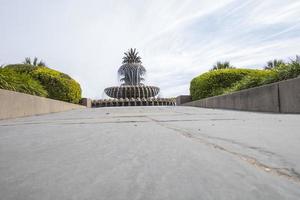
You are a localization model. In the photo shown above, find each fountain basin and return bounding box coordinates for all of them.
[92,98,175,107]
[104,85,159,99]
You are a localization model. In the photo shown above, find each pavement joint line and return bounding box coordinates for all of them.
[0,118,240,127]
[145,116,300,184]
[0,120,150,126]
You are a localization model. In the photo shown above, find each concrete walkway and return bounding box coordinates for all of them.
[0,107,300,200]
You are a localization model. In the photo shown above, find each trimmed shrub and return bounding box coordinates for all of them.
[190,69,277,100]
[0,68,48,97]
[2,64,82,103]
[4,64,37,74]
[190,69,256,100]
[225,70,277,93]
[30,67,82,103]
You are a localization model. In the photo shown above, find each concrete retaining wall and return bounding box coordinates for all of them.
[278,77,300,113]
[176,95,192,105]
[180,77,300,113]
[0,89,85,120]
[81,98,92,108]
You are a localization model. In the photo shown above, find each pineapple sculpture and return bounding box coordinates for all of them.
[118,48,146,85]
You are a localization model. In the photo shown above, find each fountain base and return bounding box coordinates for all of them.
[92,98,175,107]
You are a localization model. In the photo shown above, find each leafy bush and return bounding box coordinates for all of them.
[5,64,37,74]
[225,70,277,93]
[0,68,48,97]
[190,69,259,100]
[31,67,82,103]
[272,61,300,81]
[190,69,277,100]
[2,64,82,103]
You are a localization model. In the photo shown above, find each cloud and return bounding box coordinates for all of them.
[1,0,300,98]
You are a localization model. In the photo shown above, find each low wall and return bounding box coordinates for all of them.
[180,77,300,113]
[0,89,85,120]
[278,77,300,113]
[81,98,92,108]
[176,95,192,105]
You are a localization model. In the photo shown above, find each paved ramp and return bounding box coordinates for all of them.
[0,107,300,200]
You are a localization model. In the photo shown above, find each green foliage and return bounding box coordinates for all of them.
[225,70,277,93]
[31,67,82,103]
[190,69,279,100]
[211,61,234,71]
[272,60,300,81]
[0,68,48,97]
[263,56,300,81]
[190,69,258,100]
[1,64,82,103]
[5,64,37,74]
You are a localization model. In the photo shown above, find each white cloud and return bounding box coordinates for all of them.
[248,0,300,25]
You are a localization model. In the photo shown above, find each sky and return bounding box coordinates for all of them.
[1,0,300,98]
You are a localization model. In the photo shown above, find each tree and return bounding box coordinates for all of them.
[264,59,285,70]
[23,57,31,65]
[211,61,234,71]
[23,57,46,67]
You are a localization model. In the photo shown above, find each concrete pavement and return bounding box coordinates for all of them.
[0,107,300,200]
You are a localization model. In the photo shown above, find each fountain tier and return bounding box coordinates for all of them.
[104,85,159,99]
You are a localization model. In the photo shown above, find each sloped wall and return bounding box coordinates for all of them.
[0,89,85,120]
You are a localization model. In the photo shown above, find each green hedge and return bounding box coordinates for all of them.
[225,70,277,93]
[0,68,48,97]
[272,61,300,81]
[31,67,81,104]
[191,69,255,100]
[4,64,37,74]
[1,64,82,103]
[190,69,276,100]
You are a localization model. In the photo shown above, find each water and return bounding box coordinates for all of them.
[118,63,146,85]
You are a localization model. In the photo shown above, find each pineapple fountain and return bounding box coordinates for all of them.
[92,48,175,107]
